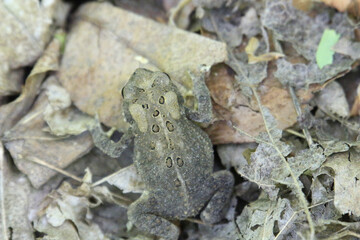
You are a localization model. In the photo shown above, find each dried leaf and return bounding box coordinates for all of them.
[202,7,262,47]
[316,29,341,69]
[0,0,63,97]
[0,142,33,240]
[315,81,349,118]
[0,33,61,135]
[205,64,301,144]
[43,80,95,136]
[59,2,227,130]
[264,0,354,88]
[236,196,297,240]
[245,37,284,64]
[34,181,109,240]
[106,164,145,193]
[333,38,360,60]
[4,81,93,188]
[263,0,353,61]
[323,150,360,217]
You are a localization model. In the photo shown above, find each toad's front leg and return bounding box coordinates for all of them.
[128,192,180,240]
[200,171,234,224]
[90,115,134,158]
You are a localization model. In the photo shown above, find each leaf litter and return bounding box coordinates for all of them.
[0,0,360,240]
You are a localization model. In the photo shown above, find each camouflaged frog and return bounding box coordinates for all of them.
[91,68,234,239]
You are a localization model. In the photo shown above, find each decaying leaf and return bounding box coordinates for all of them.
[264,0,354,88]
[59,1,227,130]
[3,79,93,188]
[236,195,298,240]
[0,33,61,135]
[34,178,109,240]
[315,81,349,118]
[0,0,64,97]
[43,79,95,136]
[323,150,360,217]
[0,142,33,240]
[202,6,262,48]
[333,38,360,60]
[218,108,325,201]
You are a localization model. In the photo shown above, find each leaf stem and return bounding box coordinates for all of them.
[288,86,313,146]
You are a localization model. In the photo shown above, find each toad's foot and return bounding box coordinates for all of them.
[128,193,180,240]
[200,171,234,224]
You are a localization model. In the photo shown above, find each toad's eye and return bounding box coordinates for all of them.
[151,72,170,87]
[122,86,145,100]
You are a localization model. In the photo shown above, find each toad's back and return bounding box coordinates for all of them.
[134,114,213,193]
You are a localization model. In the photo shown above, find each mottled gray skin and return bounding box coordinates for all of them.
[91,68,234,239]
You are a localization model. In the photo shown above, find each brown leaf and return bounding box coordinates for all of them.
[321,0,360,16]
[59,2,227,130]
[206,64,304,144]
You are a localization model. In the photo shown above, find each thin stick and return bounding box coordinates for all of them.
[0,143,8,240]
[27,156,83,183]
[288,86,313,146]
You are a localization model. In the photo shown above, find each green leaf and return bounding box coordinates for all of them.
[316,29,341,69]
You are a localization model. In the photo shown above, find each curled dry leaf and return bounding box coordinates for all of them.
[245,37,284,64]
[59,2,227,130]
[4,78,93,188]
[34,181,109,240]
[236,196,297,240]
[0,0,64,97]
[323,150,360,217]
[0,142,33,240]
[105,164,145,194]
[43,80,95,136]
[315,81,350,118]
[0,33,62,135]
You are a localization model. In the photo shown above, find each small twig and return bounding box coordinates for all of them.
[0,143,9,240]
[285,129,307,139]
[91,166,125,187]
[185,218,208,225]
[27,156,133,204]
[27,156,83,183]
[288,86,313,146]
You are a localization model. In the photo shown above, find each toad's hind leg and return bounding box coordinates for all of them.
[200,171,234,224]
[128,193,179,240]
